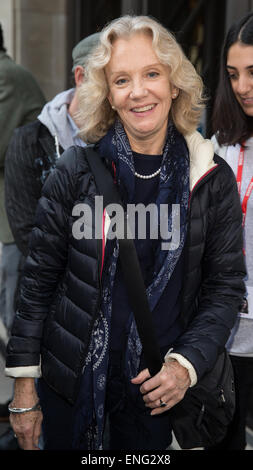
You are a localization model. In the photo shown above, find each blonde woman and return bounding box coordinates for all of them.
[5,15,245,450]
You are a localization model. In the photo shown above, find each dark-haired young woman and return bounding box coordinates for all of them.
[212,12,253,450]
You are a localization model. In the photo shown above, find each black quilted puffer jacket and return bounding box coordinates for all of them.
[6,145,246,403]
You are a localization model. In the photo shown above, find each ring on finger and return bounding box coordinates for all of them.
[159,399,167,408]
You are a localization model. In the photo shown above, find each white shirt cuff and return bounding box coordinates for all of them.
[164,352,197,387]
[5,364,42,378]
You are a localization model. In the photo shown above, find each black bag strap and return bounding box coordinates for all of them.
[84,146,163,376]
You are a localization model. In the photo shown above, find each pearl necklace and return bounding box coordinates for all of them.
[134,167,161,179]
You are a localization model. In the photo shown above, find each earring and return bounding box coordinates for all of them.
[112,105,116,110]
[172,91,178,99]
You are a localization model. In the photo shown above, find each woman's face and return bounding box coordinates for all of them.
[227,42,253,117]
[105,32,177,149]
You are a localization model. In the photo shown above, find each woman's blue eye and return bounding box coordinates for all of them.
[148,71,159,78]
[115,78,127,85]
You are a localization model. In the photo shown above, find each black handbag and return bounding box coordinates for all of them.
[84,146,236,449]
[168,349,235,448]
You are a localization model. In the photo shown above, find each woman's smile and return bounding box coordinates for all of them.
[131,103,157,114]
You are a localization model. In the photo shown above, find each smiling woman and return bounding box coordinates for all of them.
[212,13,253,146]
[227,42,253,117]
[5,15,245,452]
[76,15,203,144]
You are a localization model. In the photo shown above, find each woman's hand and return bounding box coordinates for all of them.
[131,360,191,415]
[9,378,43,450]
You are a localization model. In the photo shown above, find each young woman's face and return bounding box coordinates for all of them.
[105,32,178,149]
[227,42,253,117]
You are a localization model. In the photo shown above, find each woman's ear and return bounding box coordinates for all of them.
[107,94,116,110]
[74,66,85,87]
[171,87,179,99]
[107,93,113,106]
[170,82,179,99]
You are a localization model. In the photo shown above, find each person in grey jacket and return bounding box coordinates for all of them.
[0,23,45,336]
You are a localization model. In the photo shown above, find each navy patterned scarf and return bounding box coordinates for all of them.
[72,119,189,450]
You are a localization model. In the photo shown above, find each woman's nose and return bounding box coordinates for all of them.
[237,76,251,95]
[129,79,148,99]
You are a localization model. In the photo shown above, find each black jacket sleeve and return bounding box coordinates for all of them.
[172,162,246,380]
[6,148,78,367]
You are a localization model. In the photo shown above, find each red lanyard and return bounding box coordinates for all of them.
[236,145,253,228]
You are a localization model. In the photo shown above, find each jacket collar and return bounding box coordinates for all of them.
[185,131,215,190]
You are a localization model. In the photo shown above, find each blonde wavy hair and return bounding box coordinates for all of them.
[76,15,204,143]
